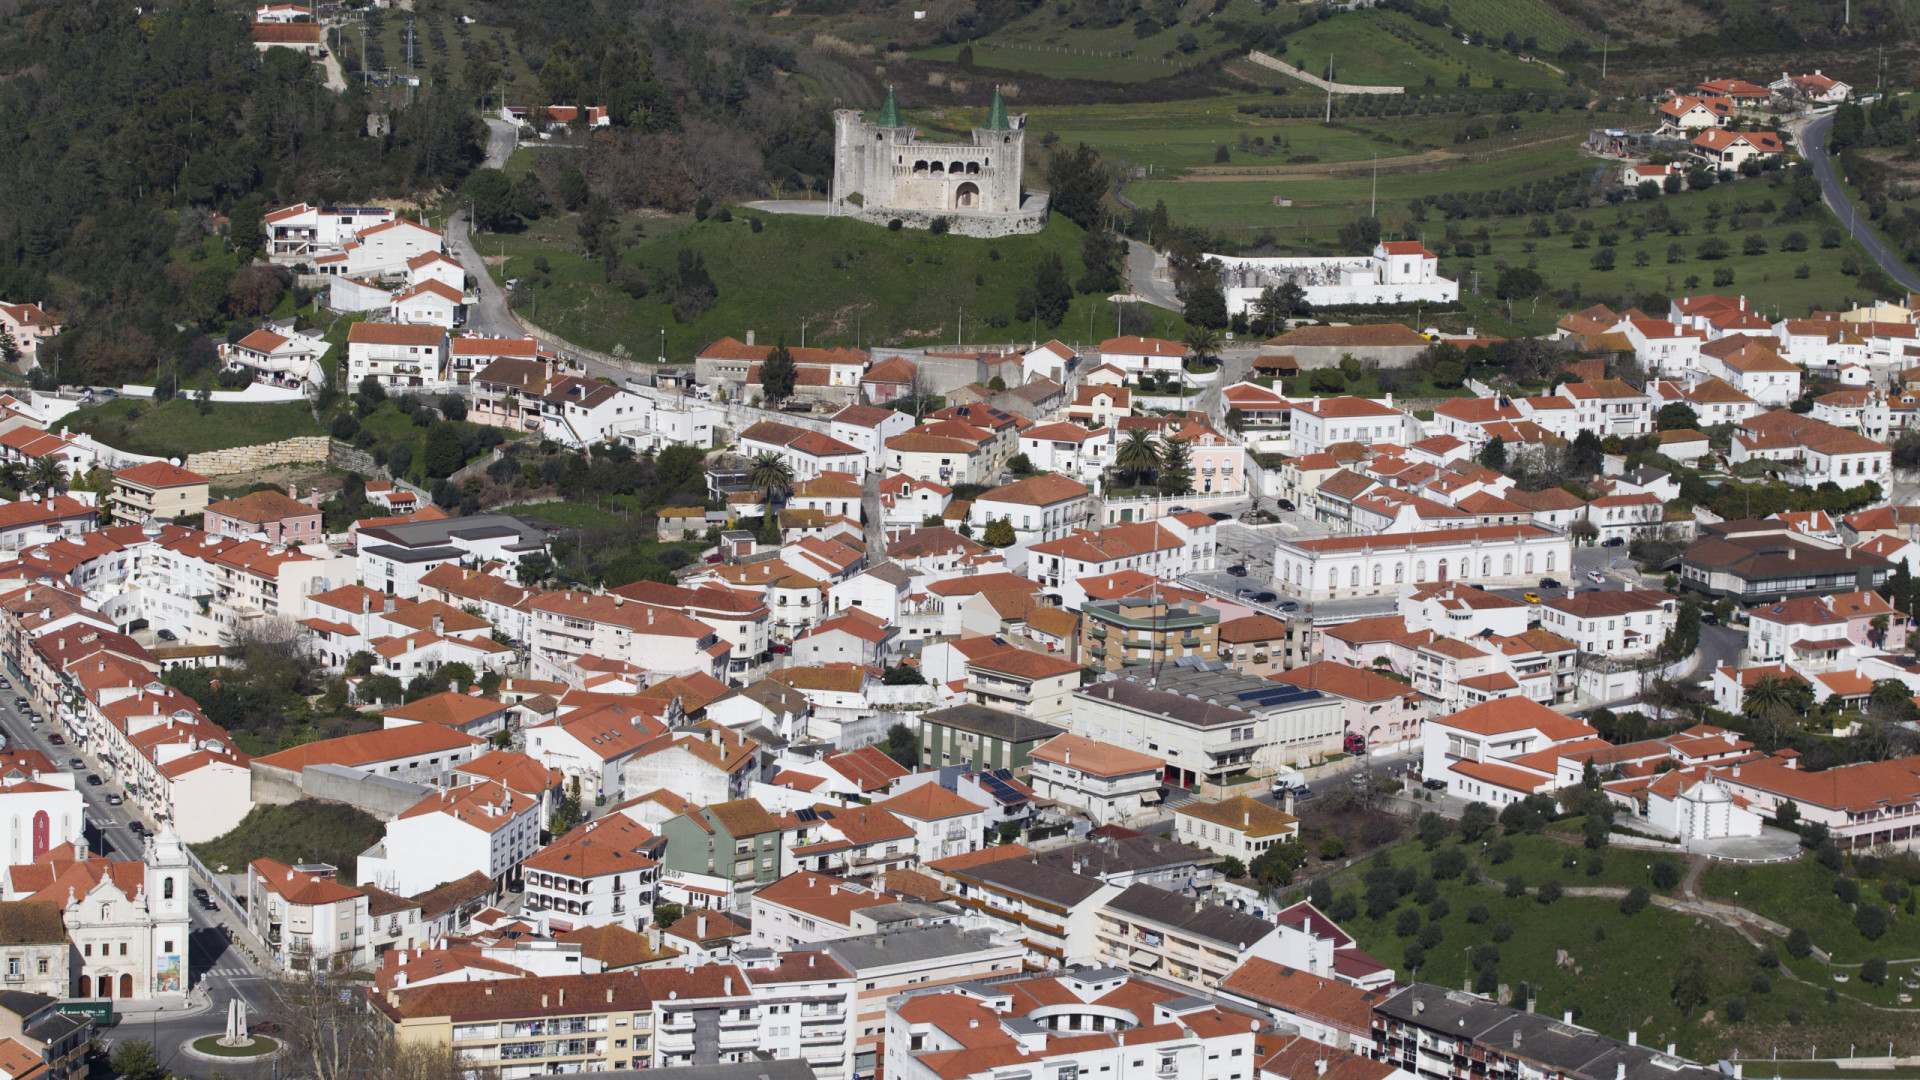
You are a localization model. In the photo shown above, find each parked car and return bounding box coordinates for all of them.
[1602,536,1626,547]
[192,888,209,902]
[46,734,62,745]
[1423,777,1448,791]
[1236,588,1255,597]
[1701,612,1720,625]
[200,896,218,911]
[1278,600,1300,611]
[85,775,101,786]
[1228,565,1249,577]
[1587,570,1607,584]
[1208,512,1232,521]
[68,758,83,770]
[11,698,25,711]
[1252,591,1278,603]
[0,678,12,690]
[156,629,177,641]
[1522,592,1541,603]
[27,714,40,725]
[1169,505,1191,515]
[1539,577,1561,589]
[1276,499,1296,511]
[105,793,121,805]
[128,821,146,836]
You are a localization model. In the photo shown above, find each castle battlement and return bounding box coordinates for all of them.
[828,88,1044,238]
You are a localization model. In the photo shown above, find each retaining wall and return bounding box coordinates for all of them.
[183,435,332,476]
[1246,51,1405,94]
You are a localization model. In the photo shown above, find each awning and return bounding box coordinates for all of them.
[1128,949,1163,970]
[1139,789,1164,805]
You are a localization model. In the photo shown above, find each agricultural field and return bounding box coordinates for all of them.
[1255,10,1566,92]
[1442,0,1587,51]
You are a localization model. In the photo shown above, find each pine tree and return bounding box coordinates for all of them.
[761,338,797,403]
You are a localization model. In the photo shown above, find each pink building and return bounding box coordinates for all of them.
[203,489,324,544]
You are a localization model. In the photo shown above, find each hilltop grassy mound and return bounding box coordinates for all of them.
[193,802,386,886]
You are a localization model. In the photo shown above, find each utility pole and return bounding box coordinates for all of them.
[1601,35,1608,82]
[405,18,415,105]
[1324,54,1334,123]
[1371,154,1378,219]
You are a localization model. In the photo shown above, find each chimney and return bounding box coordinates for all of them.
[747,331,756,347]
[607,987,616,1003]
[1316,1062,1327,1077]
[1563,1011,1573,1025]
[1788,546,1796,560]
[433,614,443,634]
[1667,1045,1677,1056]
[396,971,409,988]
[723,975,733,994]
[1628,1032,1637,1046]
[541,994,549,1008]
[808,955,815,968]
[1617,1067,1626,1080]
[697,915,708,937]
[1284,792,1295,815]
[362,594,371,614]
[558,988,566,1006]
[1413,999,1425,1015]
[1513,1033,1522,1048]
[385,595,396,613]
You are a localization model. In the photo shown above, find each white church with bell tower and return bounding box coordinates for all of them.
[829,86,1048,237]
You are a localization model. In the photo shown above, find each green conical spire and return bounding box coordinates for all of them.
[985,85,1009,131]
[876,87,902,128]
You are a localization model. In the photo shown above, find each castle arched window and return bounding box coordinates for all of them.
[955,182,980,209]
[1002,135,1011,144]
[929,161,945,174]
[913,160,929,175]
[949,161,965,174]
[967,161,981,174]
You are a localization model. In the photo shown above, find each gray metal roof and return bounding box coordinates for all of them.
[958,857,1109,906]
[1374,986,1722,1080]
[596,1061,817,1080]
[1034,836,1207,877]
[922,704,1065,743]
[821,926,1014,973]
[359,513,548,550]
[360,543,465,564]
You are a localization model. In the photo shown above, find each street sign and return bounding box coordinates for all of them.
[56,1000,113,1025]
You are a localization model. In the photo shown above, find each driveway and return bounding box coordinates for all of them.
[1794,112,1920,293]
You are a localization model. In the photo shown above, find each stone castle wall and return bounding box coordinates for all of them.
[847,194,1049,238]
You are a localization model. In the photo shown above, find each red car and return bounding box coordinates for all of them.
[46,734,63,745]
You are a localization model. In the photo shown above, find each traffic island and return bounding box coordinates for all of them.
[185,1033,280,1060]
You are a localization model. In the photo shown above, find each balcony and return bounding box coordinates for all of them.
[1090,626,1108,640]
[1090,647,1107,659]
[1180,636,1201,647]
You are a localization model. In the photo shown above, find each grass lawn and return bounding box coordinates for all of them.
[498,501,634,530]
[1319,837,1915,1058]
[190,1034,279,1058]
[1735,1064,1920,1079]
[193,801,386,885]
[1699,857,1920,966]
[483,211,1181,359]
[1474,831,1688,895]
[911,41,1201,83]
[62,398,325,458]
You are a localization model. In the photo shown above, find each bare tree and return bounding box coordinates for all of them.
[267,954,493,1080]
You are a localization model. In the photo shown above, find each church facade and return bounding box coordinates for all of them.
[830,88,1047,237]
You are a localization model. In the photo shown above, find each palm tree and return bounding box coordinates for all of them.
[1742,674,1791,718]
[29,457,66,497]
[746,451,794,526]
[1115,428,1161,489]
[1182,325,1223,367]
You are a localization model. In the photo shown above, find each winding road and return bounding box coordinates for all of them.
[1796,112,1920,293]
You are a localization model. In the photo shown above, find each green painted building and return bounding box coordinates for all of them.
[659,799,785,892]
[918,704,1064,776]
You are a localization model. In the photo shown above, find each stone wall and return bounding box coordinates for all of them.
[184,435,332,476]
[300,764,436,820]
[328,440,380,475]
[248,762,305,807]
[846,195,1048,239]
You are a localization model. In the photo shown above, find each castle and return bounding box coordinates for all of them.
[829,87,1047,237]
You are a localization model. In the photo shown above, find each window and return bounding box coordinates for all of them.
[163,878,173,900]
[35,959,45,974]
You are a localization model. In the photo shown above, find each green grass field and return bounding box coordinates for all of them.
[62,398,325,458]
[193,801,386,885]
[1700,857,1920,967]
[912,41,1201,83]
[482,210,1186,359]
[1443,0,1586,51]
[1276,10,1564,92]
[1320,836,1917,1058]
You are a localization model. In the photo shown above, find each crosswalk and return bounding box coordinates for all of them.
[200,966,261,979]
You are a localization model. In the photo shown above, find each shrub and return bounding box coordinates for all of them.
[1418,921,1444,949]
[1320,835,1346,860]
[1489,838,1514,864]
[1863,956,1888,985]
[888,219,903,231]
[1620,886,1650,916]
[1855,902,1890,940]
[1781,230,1808,251]
[1403,943,1426,971]
[1756,947,1779,968]
[1428,897,1450,922]
[1431,846,1467,880]
[930,216,950,235]
[1396,908,1422,937]
[1491,923,1513,943]
[1786,926,1813,958]
[1329,893,1357,921]
[1836,876,1861,904]
[1724,997,1746,1022]
[1536,878,1563,905]
[1712,268,1736,287]
[1505,874,1527,898]
[1466,904,1490,924]
[1651,860,1680,890]
[1751,974,1772,994]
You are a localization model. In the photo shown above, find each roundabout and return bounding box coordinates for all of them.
[186,1033,279,1059]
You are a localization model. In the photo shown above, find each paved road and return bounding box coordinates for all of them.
[0,675,270,1078]
[1797,112,1920,293]
[1125,239,1184,313]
